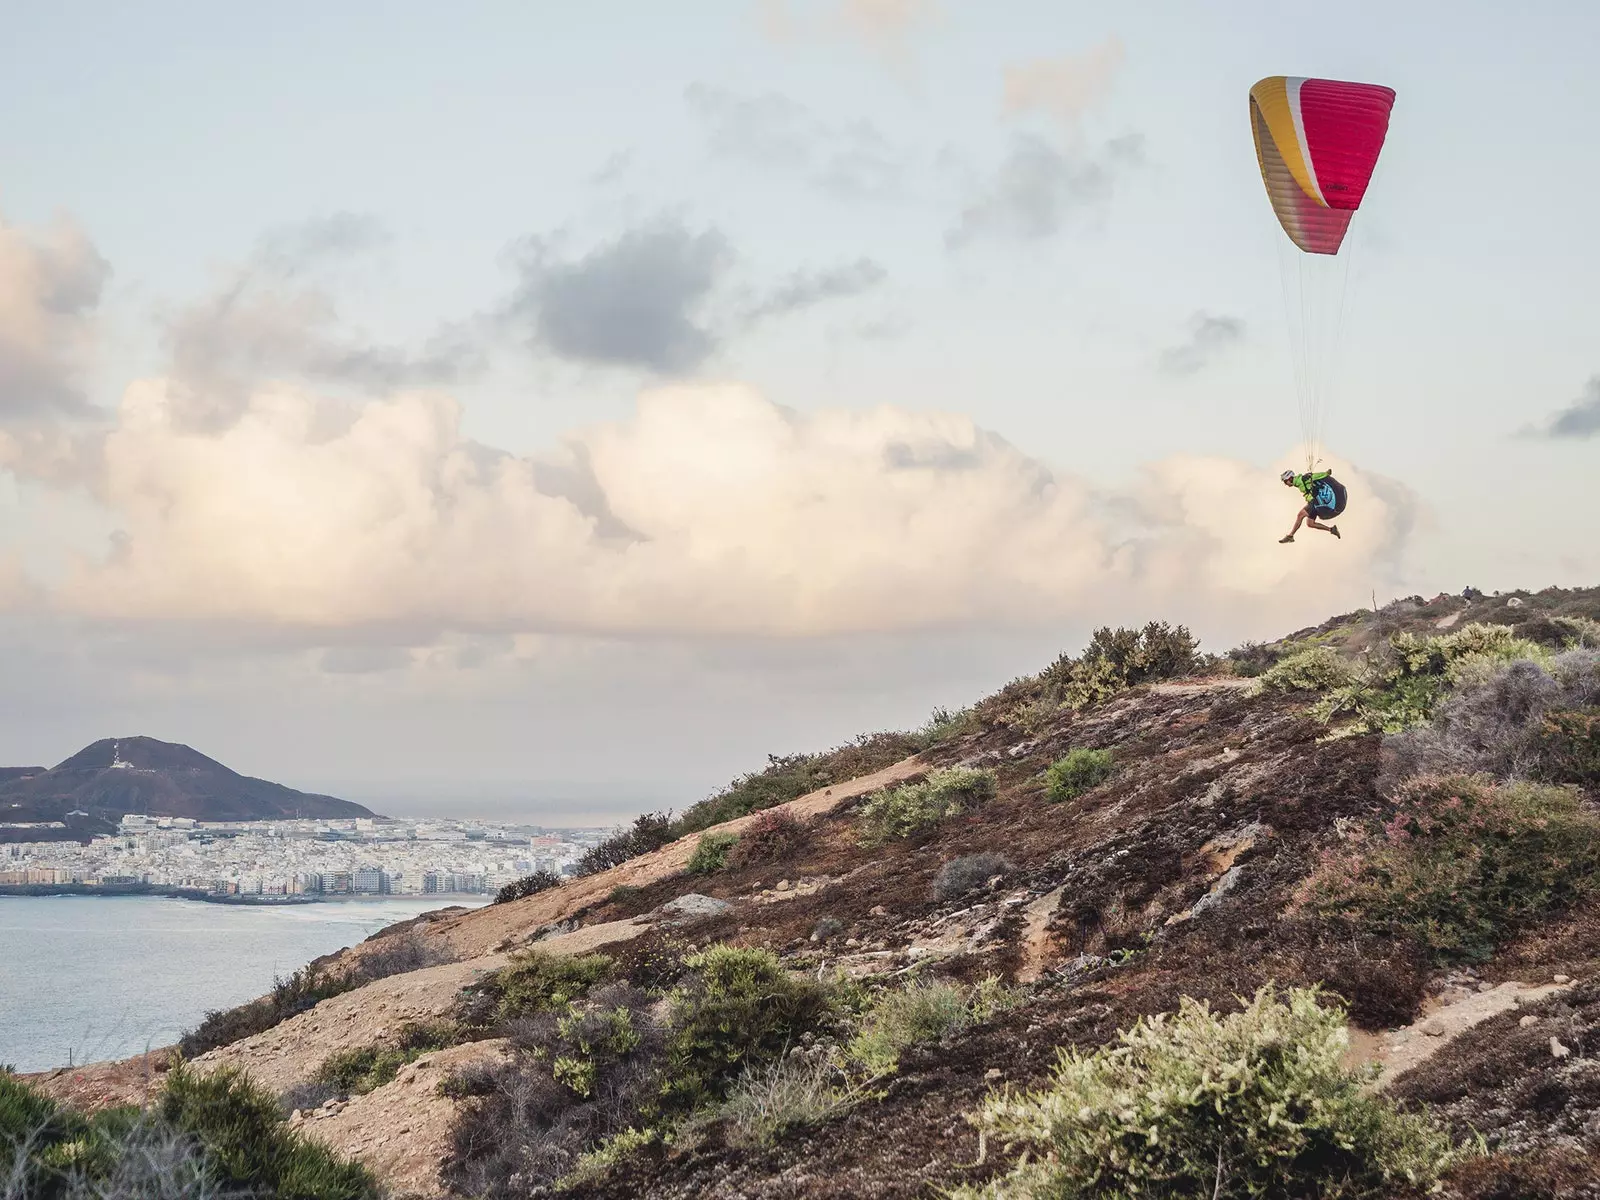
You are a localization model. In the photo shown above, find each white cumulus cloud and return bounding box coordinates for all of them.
[40,378,1416,640]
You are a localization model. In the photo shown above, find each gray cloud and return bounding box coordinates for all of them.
[0,215,111,421]
[507,220,733,374]
[164,214,481,430]
[507,219,884,373]
[320,645,412,674]
[946,133,1142,249]
[1526,377,1600,440]
[684,84,904,201]
[747,258,886,321]
[1159,313,1246,376]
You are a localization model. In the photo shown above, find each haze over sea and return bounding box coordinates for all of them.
[0,894,484,1074]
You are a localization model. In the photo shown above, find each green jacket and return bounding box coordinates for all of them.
[1290,470,1331,502]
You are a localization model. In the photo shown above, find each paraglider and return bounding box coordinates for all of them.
[1278,467,1346,542]
[1249,75,1396,543]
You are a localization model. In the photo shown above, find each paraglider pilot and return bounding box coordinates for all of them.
[1279,469,1345,543]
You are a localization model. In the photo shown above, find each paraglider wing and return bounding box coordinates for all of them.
[1250,76,1396,255]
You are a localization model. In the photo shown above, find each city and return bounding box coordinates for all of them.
[0,814,617,899]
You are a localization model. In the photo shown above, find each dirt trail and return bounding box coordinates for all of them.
[1346,978,1573,1089]
[297,1039,514,1200]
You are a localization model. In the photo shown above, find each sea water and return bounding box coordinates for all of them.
[0,894,484,1073]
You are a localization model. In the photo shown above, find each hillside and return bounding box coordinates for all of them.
[0,735,375,841]
[15,585,1600,1200]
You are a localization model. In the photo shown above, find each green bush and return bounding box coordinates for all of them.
[1043,748,1116,802]
[573,812,676,876]
[952,987,1456,1200]
[931,852,1015,902]
[856,767,996,846]
[490,950,617,1024]
[662,945,836,1112]
[554,1127,657,1191]
[156,1063,378,1198]
[1298,775,1600,964]
[1256,645,1362,694]
[315,1021,458,1096]
[687,830,739,875]
[495,869,564,904]
[845,976,1014,1077]
[1314,623,1551,734]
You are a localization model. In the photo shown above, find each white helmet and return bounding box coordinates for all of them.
[1280,469,1295,483]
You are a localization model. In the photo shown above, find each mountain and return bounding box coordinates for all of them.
[0,736,375,840]
[20,586,1600,1199]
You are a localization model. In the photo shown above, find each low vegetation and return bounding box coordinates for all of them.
[1043,747,1116,802]
[726,806,808,868]
[445,944,838,1196]
[1299,774,1600,964]
[574,812,675,877]
[314,1021,459,1097]
[1,1063,376,1200]
[460,949,618,1028]
[686,830,738,875]
[845,976,1015,1077]
[856,767,996,846]
[931,851,1014,902]
[954,987,1457,1200]
[494,868,564,905]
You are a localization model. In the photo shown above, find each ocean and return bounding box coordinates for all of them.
[0,894,484,1073]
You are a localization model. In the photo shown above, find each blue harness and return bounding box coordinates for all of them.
[1313,480,1336,509]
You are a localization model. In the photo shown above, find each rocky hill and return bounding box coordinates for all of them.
[0,735,375,840]
[16,586,1600,1200]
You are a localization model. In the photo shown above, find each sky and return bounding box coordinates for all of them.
[1,0,1596,822]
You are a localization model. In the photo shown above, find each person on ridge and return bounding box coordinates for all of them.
[1279,468,1346,543]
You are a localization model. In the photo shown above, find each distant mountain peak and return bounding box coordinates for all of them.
[54,736,227,775]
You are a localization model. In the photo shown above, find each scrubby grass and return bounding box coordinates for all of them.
[845,976,1016,1078]
[662,946,837,1113]
[0,1065,377,1200]
[315,1021,459,1097]
[446,943,839,1197]
[1383,651,1600,788]
[687,831,738,875]
[931,852,1014,902]
[484,950,618,1025]
[1315,624,1552,735]
[1256,645,1363,693]
[1043,748,1115,802]
[1298,774,1600,964]
[953,987,1458,1200]
[494,869,563,904]
[720,1055,862,1146]
[856,767,996,846]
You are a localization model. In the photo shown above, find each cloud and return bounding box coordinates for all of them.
[759,0,940,66]
[506,218,886,373]
[162,214,480,430]
[506,220,733,374]
[947,133,1143,249]
[0,213,111,421]
[1523,377,1600,440]
[1002,37,1125,131]
[38,376,1417,642]
[747,259,886,320]
[684,84,904,200]
[1159,313,1246,376]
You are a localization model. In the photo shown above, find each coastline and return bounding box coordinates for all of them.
[0,883,487,906]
